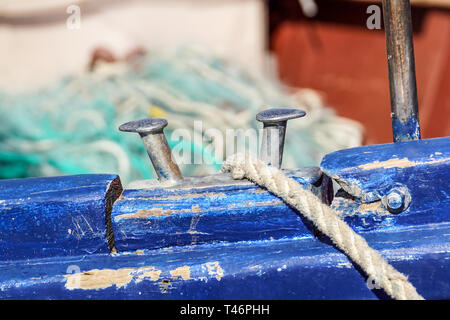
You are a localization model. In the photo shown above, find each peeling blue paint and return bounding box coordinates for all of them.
[111,170,324,252]
[321,137,450,226]
[392,116,421,142]
[0,221,448,299]
[0,174,121,261]
[0,135,449,299]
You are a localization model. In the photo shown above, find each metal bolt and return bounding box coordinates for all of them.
[386,191,404,211]
[382,185,411,213]
[119,118,183,182]
[256,108,306,168]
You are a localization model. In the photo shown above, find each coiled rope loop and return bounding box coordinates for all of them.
[222,154,423,300]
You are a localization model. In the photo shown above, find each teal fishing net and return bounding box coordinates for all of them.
[0,46,362,185]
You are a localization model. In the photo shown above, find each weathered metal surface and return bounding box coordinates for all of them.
[256,108,306,167]
[382,0,421,142]
[0,174,122,261]
[119,118,183,181]
[111,168,327,252]
[0,221,448,299]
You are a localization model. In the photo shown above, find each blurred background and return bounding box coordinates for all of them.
[0,0,448,184]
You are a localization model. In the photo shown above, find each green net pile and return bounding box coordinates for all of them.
[0,46,362,185]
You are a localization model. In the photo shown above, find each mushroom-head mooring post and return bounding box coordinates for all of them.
[119,118,183,182]
[256,108,306,168]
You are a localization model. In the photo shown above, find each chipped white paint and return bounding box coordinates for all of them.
[134,267,162,283]
[358,157,450,170]
[337,262,353,269]
[170,266,191,280]
[277,265,287,272]
[203,261,224,281]
[64,266,162,290]
[64,261,225,291]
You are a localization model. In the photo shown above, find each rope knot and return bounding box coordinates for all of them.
[221,153,248,180]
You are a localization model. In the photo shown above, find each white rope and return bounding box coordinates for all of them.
[222,154,424,300]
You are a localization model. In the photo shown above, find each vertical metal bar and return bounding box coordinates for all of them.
[256,108,306,168]
[382,0,421,142]
[260,123,284,168]
[140,131,183,182]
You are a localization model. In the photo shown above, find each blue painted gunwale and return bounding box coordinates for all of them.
[110,169,327,252]
[320,136,450,198]
[0,220,448,299]
[0,174,122,261]
[0,136,448,299]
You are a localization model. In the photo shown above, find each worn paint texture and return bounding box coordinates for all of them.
[110,168,325,252]
[392,116,421,142]
[0,174,122,261]
[0,137,449,299]
[0,222,448,299]
[321,137,450,226]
